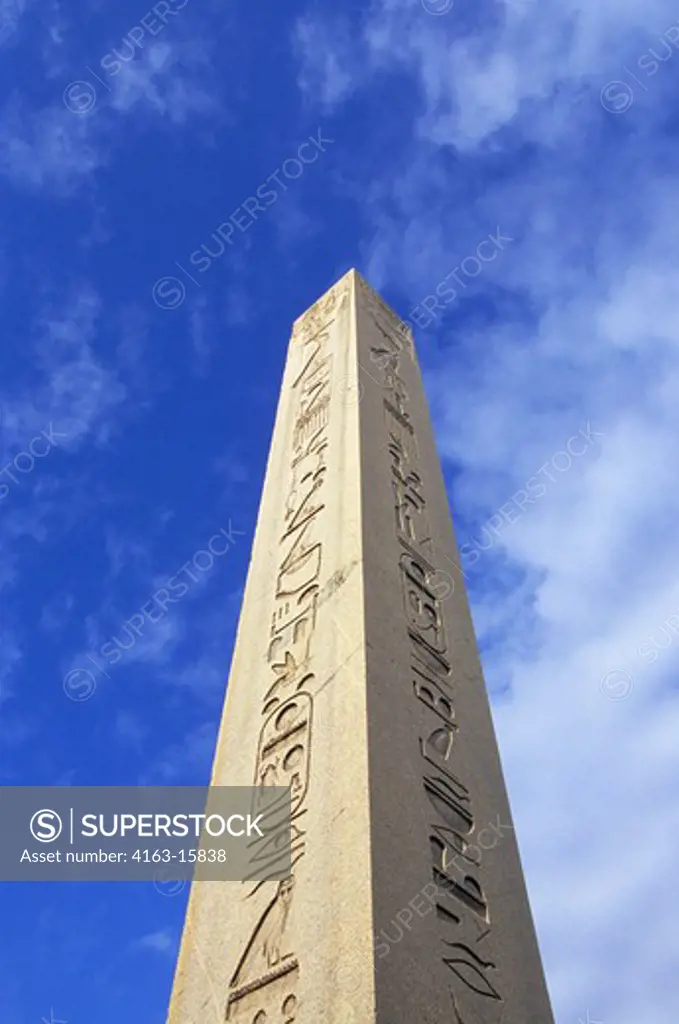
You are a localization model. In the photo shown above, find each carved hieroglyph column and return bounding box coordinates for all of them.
[167,270,555,1024]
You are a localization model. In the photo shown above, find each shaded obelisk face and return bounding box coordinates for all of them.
[166,270,554,1024]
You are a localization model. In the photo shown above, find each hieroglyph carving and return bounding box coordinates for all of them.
[226,281,348,1022]
[371,333,504,1024]
[291,285,341,347]
[358,274,415,358]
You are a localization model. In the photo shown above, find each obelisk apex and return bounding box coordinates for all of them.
[167,269,554,1023]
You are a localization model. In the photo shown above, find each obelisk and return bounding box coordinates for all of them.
[167,270,554,1023]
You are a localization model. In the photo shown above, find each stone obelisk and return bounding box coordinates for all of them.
[167,270,554,1023]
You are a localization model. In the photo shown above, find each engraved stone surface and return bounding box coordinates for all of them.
[166,269,555,1023]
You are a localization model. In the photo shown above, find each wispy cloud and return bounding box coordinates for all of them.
[130,927,176,955]
[1,19,220,195]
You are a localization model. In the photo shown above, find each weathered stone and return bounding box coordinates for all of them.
[167,269,554,1024]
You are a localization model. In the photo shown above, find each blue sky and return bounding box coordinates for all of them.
[1,0,679,1021]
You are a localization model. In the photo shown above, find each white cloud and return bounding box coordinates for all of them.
[108,41,216,123]
[0,29,218,194]
[0,96,102,193]
[3,285,127,450]
[0,284,128,705]
[293,15,356,109]
[0,0,31,49]
[297,0,678,147]
[131,928,176,955]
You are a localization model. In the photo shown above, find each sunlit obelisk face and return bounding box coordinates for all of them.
[166,269,554,1024]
